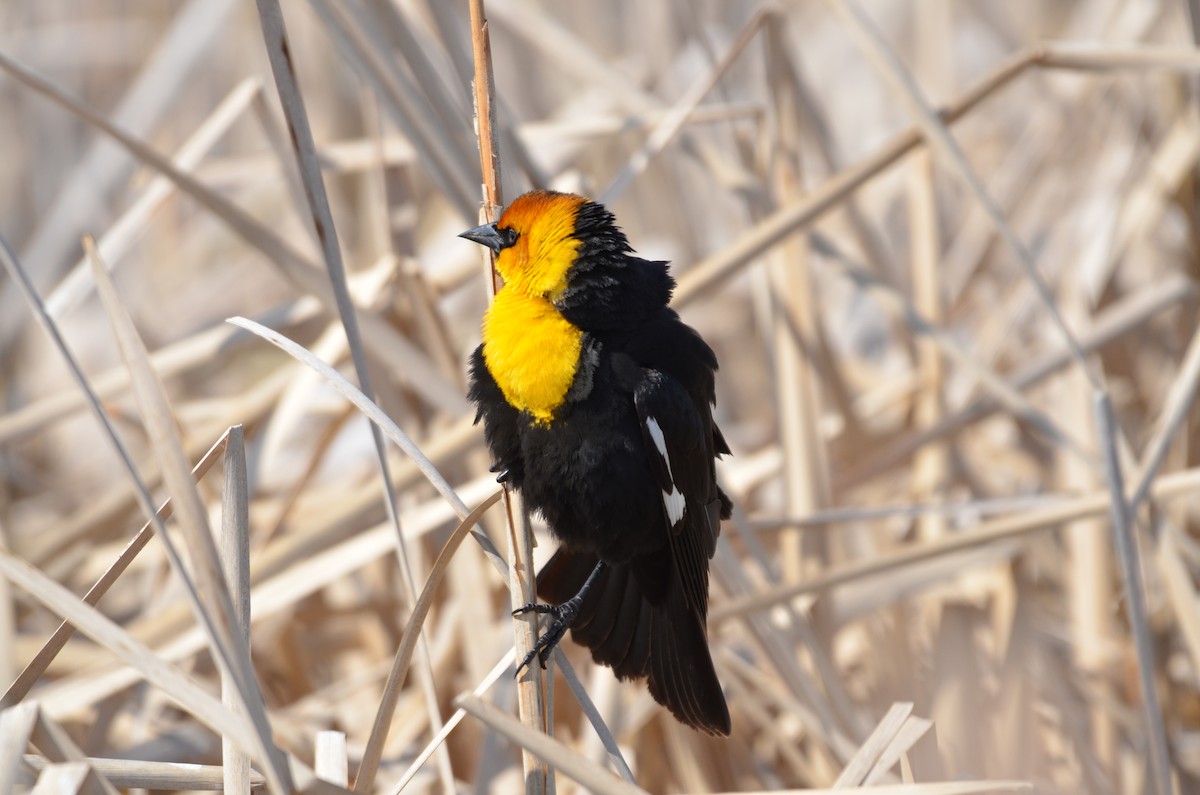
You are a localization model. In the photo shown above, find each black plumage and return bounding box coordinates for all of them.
[465,193,732,736]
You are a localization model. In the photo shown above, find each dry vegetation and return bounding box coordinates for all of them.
[4,1,1200,793]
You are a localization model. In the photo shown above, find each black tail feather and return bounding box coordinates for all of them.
[616,600,653,679]
[572,564,626,649]
[647,580,730,734]
[535,548,730,735]
[592,567,645,667]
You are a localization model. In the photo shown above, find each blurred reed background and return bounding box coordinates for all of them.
[2,1,1200,793]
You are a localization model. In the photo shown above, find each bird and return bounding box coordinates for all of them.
[461,189,732,736]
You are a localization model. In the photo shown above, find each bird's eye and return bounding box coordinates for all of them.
[498,227,519,249]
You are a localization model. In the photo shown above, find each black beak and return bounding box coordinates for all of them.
[459,222,510,253]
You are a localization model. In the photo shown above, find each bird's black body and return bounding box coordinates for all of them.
[466,195,732,735]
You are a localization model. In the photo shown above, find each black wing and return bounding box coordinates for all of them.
[633,367,722,618]
[467,345,523,486]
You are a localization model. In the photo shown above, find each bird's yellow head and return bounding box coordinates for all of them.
[460,190,672,423]
[459,191,588,299]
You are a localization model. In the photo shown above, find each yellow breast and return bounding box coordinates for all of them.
[482,288,583,424]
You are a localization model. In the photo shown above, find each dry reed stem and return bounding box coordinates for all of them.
[1060,285,1116,768]
[220,425,252,795]
[711,785,1030,795]
[822,0,1094,382]
[456,695,648,795]
[0,703,38,794]
[834,702,912,787]
[390,649,516,793]
[0,430,230,708]
[1095,394,1173,795]
[307,1,478,221]
[1159,527,1200,691]
[29,762,89,794]
[466,2,551,792]
[253,3,456,790]
[315,731,349,787]
[227,318,476,523]
[31,477,501,718]
[85,238,291,791]
[0,543,260,755]
[27,706,117,795]
[715,466,1200,620]
[759,13,834,591]
[1130,319,1200,515]
[597,7,776,205]
[355,489,501,791]
[0,47,466,412]
[673,40,1200,310]
[671,47,1033,307]
[0,304,314,446]
[18,754,266,791]
[810,233,1091,465]
[0,0,239,350]
[841,276,1196,486]
[0,232,286,783]
[908,1,950,551]
[44,78,262,320]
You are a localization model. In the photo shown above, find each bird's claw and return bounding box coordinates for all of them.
[512,602,554,617]
[489,461,515,484]
[512,600,579,677]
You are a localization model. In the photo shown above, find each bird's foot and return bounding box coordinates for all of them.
[512,598,581,675]
[489,460,518,484]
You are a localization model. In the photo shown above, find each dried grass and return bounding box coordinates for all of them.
[2,2,1200,794]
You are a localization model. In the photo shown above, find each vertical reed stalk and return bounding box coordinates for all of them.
[468,1,549,792]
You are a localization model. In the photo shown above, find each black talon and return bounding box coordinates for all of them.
[512,602,554,617]
[514,599,580,675]
[489,461,515,483]
[511,561,606,677]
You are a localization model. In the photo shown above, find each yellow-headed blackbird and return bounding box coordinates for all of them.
[462,190,732,736]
